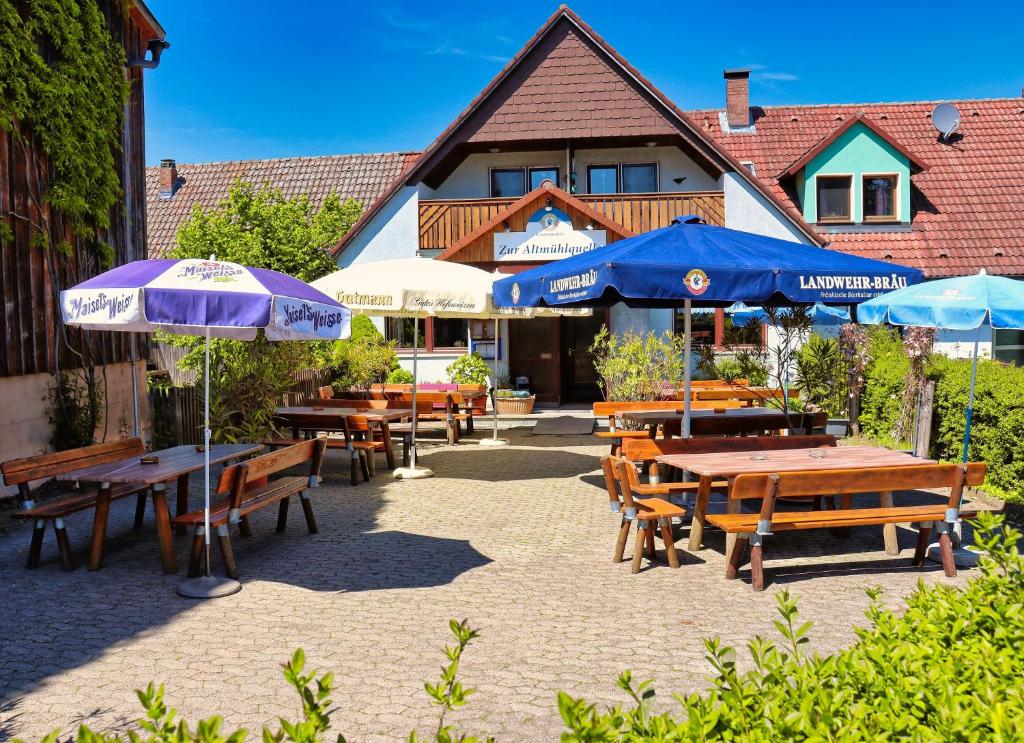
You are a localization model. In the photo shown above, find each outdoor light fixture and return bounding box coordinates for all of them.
[502,221,511,232]
[545,197,552,210]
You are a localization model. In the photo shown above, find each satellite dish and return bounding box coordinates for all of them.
[932,102,960,140]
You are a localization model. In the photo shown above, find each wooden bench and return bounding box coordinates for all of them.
[664,411,827,439]
[372,390,461,445]
[2,439,148,570]
[600,455,685,573]
[172,438,327,579]
[622,434,837,490]
[592,400,741,455]
[690,387,799,407]
[708,462,986,590]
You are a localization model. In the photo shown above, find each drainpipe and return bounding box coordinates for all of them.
[129,39,170,69]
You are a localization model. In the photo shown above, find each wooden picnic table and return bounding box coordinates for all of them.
[656,445,937,553]
[56,443,263,573]
[274,406,412,470]
[620,406,794,438]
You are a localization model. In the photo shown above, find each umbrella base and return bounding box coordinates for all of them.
[394,466,434,479]
[176,575,242,599]
[479,437,509,447]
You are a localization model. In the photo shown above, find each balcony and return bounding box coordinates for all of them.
[418,191,725,251]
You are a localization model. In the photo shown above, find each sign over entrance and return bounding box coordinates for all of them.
[494,207,606,262]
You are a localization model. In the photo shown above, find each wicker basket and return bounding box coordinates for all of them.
[495,395,536,415]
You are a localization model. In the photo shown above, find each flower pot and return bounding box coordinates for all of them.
[495,395,536,415]
[826,417,850,438]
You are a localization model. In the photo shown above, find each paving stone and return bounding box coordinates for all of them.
[0,431,982,740]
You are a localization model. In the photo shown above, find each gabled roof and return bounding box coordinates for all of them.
[695,99,1024,276]
[778,112,930,178]
[332,6,821,257]
[436,181,633,263]
[145,153,414,258]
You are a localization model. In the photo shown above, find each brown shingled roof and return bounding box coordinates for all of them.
[145,152,414,257]
[695,99,1024,277]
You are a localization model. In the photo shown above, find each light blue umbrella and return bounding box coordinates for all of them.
[726,301,851,326]
[859,269,1024,462]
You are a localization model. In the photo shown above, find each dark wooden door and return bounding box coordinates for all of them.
[508,317,560,404]
[560,313,605,403]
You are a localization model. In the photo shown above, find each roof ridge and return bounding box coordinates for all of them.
[144,151,419,170]
[687,96,1024,114]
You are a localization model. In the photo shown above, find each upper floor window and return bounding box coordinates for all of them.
[587,162,659,194]
[863,175,897,222]
[529,166,559,190]
[490,168,526,198]
[816,175,852,223]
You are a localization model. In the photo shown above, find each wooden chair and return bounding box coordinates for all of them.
[709,462,985,590]
[3,439,148,570]
[172,438,327,579]
[600,455,685,573]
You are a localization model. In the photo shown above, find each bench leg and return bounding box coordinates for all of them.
[613,518,630,563]
[187,527,204,577]
[299,490,318,534]
[239,515,252,538]
[380,426,396,470]
[879,491,899,555]
[937,528,956,578]
[750,539,766,591]
[726,535,748,580]
[88,485,112,571]
[276,497,291,533]
[359,450,371,482]
[350,449,359,486]
[53,518,74,571]
[216,524,238,580]
[689,476,711,551]
[152,484,178,574]
[27,519,46,569]
[133,490,148,529]
[466,415,474,435]
[724,498,741,558]
[645,523,656,557]
[913,523,932,567]
[660,518,680,568]
[631,523,648,574]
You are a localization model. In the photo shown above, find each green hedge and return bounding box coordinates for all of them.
[929,355,1024,502]
[857,327,909,447]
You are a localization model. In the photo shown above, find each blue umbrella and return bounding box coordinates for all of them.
[726,301,851,326]
[494,217,923,435]
[62,257,351,597]
[859,269,1024,462]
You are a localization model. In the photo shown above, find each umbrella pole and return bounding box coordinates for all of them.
[962,325,981,463]
[177,328,240,598]
[129,334,140,438]
[396,317,434,478]
[481,319,508,446]
[683,300,692,439]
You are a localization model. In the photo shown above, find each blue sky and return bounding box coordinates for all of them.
[143,0,1024,165]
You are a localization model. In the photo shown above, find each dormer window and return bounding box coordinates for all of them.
[863,175,898,222]
[816,175,852,223]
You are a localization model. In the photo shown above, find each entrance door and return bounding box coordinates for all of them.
[560,313,605,403]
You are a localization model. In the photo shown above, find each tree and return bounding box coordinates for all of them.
[167,181,361,441]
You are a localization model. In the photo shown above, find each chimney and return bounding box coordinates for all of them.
[159,158,178,198]
[724,69,751,129]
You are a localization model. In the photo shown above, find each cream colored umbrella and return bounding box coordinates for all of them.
[312,258,588,473]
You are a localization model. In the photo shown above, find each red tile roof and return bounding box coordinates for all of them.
[145,153,414,257]
[692,99,1024,276]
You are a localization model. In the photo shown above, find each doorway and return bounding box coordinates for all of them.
[560,313,606,403]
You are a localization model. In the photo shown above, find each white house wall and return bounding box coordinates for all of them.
[337,185,425,268]
[723,172,810,244]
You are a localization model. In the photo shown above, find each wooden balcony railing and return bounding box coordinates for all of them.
[418,191,725,251]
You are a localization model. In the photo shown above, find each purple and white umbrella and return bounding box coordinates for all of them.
[61,257,351,597]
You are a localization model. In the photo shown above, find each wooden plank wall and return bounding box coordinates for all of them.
[0,0,148,379]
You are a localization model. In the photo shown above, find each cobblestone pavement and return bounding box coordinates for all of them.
[0,431,984,741]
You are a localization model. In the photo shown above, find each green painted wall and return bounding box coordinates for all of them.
[799,122,910,224]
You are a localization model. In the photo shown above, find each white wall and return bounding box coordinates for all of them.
[431,145,719,199]
[723,172,810,244]
[934,327,993,360]
[337,185,425,268]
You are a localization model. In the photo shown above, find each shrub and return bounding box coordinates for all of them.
[929,355,1024,502]
[386,367,414,384]
[857,326,909,447]
[446,352,491,385]
[559,512,1024,740]
[325,317,399,395]
[590,326,685,401]
[795,333,847,417]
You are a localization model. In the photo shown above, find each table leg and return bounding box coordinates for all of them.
[152,483,178,574]
[380,423,396,470]
[688,475,713,551]
[648,424,659,440]
[879,491,899,555]
[175,473,190,536]
[88,483,112,571]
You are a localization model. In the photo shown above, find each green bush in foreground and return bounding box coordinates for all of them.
[560,511,1024,741]
[19,515,1024,741]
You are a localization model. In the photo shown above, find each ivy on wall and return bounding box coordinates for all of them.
[0,0,129,231]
